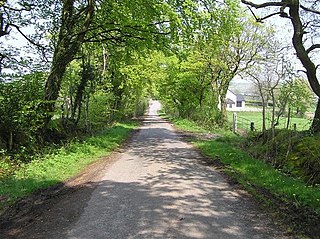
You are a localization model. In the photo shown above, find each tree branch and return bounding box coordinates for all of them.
[241,0,283,9]
[10,24,45,49]
[306,44,320,54]
[2,3,35,12]
[297,69,307,74]
[244,1,291,22]
[259,11,284,21]
[0,13,10,37]
[247,6,263,22]
[300,4,320,15]
[9,23,49,62]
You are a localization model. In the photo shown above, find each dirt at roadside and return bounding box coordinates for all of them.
[0,129,136,239]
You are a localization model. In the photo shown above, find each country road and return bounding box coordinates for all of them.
[2,101,291,239]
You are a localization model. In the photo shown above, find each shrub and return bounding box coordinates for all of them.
[246,130,320,185]
[0,73,45,155]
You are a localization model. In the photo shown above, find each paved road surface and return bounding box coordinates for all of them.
[8,101,291,238]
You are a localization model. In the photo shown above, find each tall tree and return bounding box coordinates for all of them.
[216,19,273,125]
[277,78,314,128]
[42,0,95,129]
[241,0,320,133]
[41,0,201,130]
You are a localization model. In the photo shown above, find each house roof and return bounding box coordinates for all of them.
[226,98,235,104]
[236,94,245,102]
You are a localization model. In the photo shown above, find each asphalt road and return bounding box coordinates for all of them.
[66,101,289,239]
[5,101,291,238]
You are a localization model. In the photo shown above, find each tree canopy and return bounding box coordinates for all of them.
[0,0,319,157]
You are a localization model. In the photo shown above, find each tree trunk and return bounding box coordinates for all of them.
[219,90,228,126]
[288,2,320,132]
[286,107,291,129]
[257,83,266,133]
[71,63,91,125]
[311,98,320,133]
[42,0,95,131]
[271,89,276,138]
[102,45,109,74]
[84,92,91,133]
[8,131,13,151]
[261,96,266,133]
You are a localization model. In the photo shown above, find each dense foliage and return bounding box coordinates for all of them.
[0,0,244,157]
[0,0,319,169]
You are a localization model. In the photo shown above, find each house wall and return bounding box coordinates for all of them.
[226,90,237,106]
[220,90,246,111]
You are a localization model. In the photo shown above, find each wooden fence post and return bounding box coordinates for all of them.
[250,122,255,131]
[233,112,237,133]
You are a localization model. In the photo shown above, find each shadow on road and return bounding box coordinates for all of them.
[0,113,289,238]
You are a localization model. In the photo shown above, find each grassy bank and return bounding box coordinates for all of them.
[0,122,138,209]
[196,139,320,214]
[170,118,320,215]
[169,117,320,236]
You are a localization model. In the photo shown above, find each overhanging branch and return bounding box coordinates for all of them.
[301,4,320,15]
[241,0,283,9]
[9,23,49,62]
[10,23,45,50]
[243,1,290,22]
[306,44,320,54]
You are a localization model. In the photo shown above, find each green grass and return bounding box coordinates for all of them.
[0,122,137,209]
[160,113,235,137]
[165,116,320,214]
[196,139,320,214]
[228,111,312,132]
[170,118,208,133]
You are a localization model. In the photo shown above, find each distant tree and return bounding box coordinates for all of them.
[241,0,320,133]
[277,78,314,128]
[215,19,273,126]
[246,45,287,134]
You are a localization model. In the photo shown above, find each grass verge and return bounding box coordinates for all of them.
[195,139,320,214]
[160,114,235,137]
[168,116,320,232]
[168,116,320,214]
[0,121,138,210]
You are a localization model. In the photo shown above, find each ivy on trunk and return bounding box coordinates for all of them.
[42,0,95,130]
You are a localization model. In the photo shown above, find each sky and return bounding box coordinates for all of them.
[235,0,317,86]
[1,0,315,83]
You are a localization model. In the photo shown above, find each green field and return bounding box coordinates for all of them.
[227,111,312,132]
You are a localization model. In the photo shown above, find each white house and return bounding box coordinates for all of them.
[225,90,246,111]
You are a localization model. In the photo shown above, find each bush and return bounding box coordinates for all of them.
[286,136,320,184]
[0,73,45,155]
[246,130,320,185]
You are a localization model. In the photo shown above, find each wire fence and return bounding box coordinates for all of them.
[232,112,313,134]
